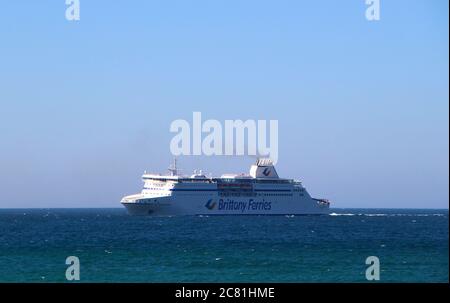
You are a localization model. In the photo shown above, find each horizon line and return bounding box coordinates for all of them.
[0,207,448,210]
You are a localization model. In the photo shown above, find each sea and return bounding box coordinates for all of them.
[0,208,448,282]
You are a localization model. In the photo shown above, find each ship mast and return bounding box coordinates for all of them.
[168,157,178,176]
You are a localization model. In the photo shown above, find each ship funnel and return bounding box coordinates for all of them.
[249,158,279,178]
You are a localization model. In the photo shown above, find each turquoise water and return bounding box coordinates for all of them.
[0,208,447,282]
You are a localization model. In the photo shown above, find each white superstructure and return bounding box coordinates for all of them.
[121,159,330,216]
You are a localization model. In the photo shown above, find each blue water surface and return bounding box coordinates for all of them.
[0,208,447,282]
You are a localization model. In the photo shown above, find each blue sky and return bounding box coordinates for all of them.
[0,0,448,208]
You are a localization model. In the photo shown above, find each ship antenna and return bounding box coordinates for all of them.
[168,157,178,176]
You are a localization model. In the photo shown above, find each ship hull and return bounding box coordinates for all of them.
[121,195,330,216]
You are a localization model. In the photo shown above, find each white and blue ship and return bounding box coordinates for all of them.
[121,158,330,216]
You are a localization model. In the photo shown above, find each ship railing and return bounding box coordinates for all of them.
[293,181,302,186]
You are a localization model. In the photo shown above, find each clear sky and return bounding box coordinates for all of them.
[0,1,448,208]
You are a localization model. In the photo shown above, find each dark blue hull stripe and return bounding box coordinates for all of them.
[164,189,292,192]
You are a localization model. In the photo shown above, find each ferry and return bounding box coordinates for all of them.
[121,158,330,216]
